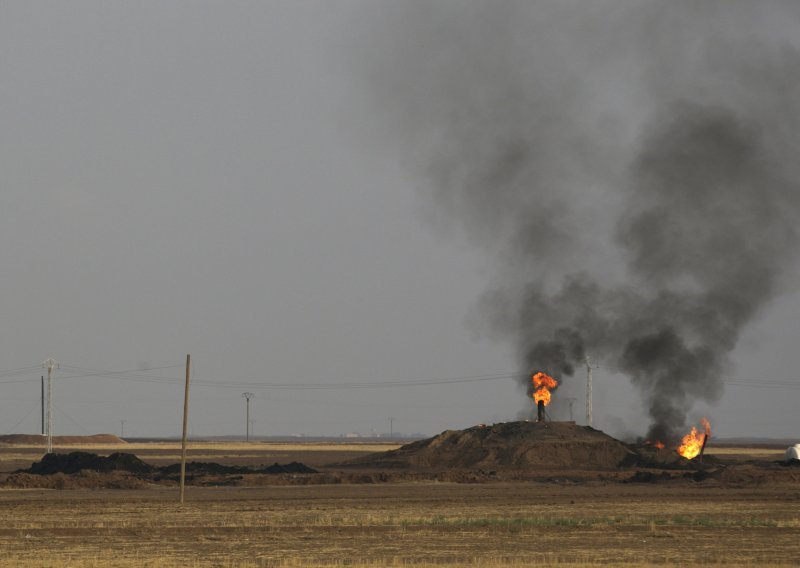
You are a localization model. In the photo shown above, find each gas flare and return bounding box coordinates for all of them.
[531,372,558,406]
[677,418,711,459]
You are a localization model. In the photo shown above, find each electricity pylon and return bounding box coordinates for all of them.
[43,358,59,454]
[242,393,255,442]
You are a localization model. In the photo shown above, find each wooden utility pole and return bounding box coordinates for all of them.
[41,376,45,435]
[179,354,191,504]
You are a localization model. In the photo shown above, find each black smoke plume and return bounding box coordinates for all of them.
[353,1,800,440]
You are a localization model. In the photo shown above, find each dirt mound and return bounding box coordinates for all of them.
[262,461,317,474]
[24,452,154,475]
[0,434,126,445]
[159,461,317,476]
[341,421,638,470]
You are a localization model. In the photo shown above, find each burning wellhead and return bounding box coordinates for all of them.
[532,372,558,422]
[677,418,712,460]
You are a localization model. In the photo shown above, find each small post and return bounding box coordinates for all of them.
[120,420,127,439]
[389,417,395,438]
[179,354,191,504]
[41,377,45,436]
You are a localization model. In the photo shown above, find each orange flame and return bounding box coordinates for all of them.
[677,418,712,459]
[531,372,558,406]
[654,441,665,449]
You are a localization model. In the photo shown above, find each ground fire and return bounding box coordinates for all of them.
[532,372,558,422]
[677,418,711,459]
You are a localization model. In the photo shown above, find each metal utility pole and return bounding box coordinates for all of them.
[242,393,255,442]
[179,354,191,504]
[565,397,577,421]
[41,376,45,435]
[120,420,127,439]
[585,356,593,428]
[43,358,58,454]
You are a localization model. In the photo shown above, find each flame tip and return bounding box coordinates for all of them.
[531,371,558,407]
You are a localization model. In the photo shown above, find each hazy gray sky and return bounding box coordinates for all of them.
[1,2,797,440]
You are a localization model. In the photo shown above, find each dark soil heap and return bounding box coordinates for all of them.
[342,421,639,470]
[22,452,317,477]
[27,452,154,475]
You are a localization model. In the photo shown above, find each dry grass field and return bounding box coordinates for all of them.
[703,446,786,458]
[0,441,797,567]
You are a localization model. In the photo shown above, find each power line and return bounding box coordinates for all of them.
[725,381,800,389]
[52,401,90,435]
[0,361,797,391]
[0,364,184,385]
[1,400,41,436]
[192,372,523,390]
[57,364,184,380]
[0,365,45,378]
[0,365,523,389]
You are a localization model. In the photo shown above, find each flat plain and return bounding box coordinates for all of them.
[0,441,798,567]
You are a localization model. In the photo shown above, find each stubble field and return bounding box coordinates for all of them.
[0,441,797,567]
